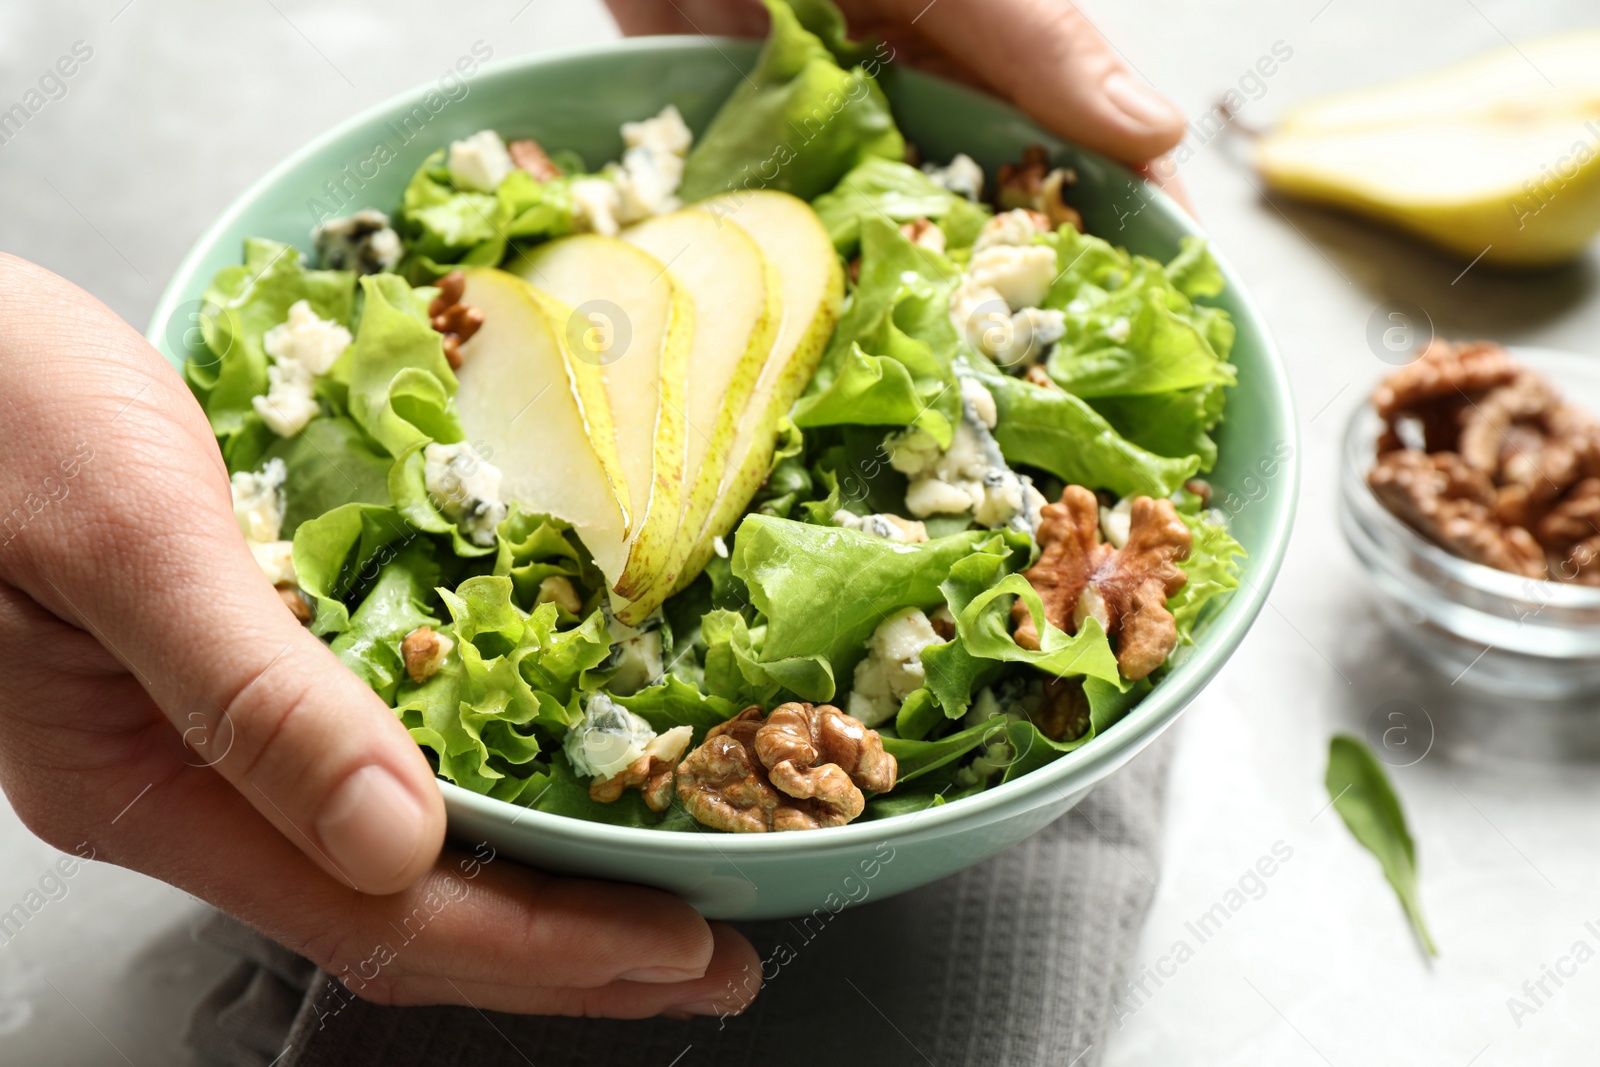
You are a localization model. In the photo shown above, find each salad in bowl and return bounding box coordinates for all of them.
[181,0,1244,839]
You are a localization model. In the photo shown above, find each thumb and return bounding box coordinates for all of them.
[897,0,1186,165]
[0,255,445,894]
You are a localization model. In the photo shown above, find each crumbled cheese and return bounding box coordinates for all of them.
[847,607,946,728]
[832,509,929,543]
[604,609,666,696]
[621,104,693,157]
[1100,496,1133,549]
[572,106,695,235]
[230,458,287,543]
[570,177,623,237]
[312,209,403,275]
[614,106,693,225]
[967,244,1057,312]
[564,693,656,779]
[887,377,1045,535]
[922,153,985,201]
[712,535,729,559]
[250,539,296,587]
[254,300,351,438]
[973,208,1051,252]
[983,307,1067,369]
[1106,316,1132,344]
[447,129,513,193]
[535,575,584,615]
[422,441,507,546]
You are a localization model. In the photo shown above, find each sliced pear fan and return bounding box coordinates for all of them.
[515,235,694,596]
[615,209,780,621]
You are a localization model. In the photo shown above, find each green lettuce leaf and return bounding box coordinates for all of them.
[345,274,463,456]
[291,503,421,636]
[1090,383,1227,472]
[998,677,1152,783]
[811,157,989,256]
[328,541,440,701]
[730,514,1029,701]
[680,0,903,203]
[396,152,574,277]
[976,368,1200,498]
[263,416,393,537]
[796,217,962,445]
[396,576,612,801]
[1170,509,1245,643]
[1041,231,1236,399]
[882,714,1007,783]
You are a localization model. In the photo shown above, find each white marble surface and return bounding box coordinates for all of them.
[3,1,1599,1065]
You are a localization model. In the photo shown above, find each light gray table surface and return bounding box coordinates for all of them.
[3,2,1599,1065]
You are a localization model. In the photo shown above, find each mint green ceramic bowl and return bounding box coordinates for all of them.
[148,38,1297,919]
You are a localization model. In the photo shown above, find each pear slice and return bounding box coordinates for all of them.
[614,209,779,622]
[668,191,845,595]
[453,267,632,597]
[1255,30,1600,266]
[515,235,694,598]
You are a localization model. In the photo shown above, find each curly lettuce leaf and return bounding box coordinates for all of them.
[940,549,1123,690]
[795,217,962,445]
[730,514,1029,701]
[263,416,393,537]
[811,157,990,256]
[1170,508,1245,643]
[397,152,574,277]
[328,541,441,701]
[345,274,463,457]
[680,0,903,203]
[1041,231,1236,399]
[388,442,495,558]
[396,576,612,800]
[292,503,420,636]
[613,674,740,739]
[1090,383,1226,472]
[975,368,1200,498]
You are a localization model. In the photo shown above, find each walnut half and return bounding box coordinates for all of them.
[428,271,484,371]
[1010,487,1192,680]
[675,704,898,833]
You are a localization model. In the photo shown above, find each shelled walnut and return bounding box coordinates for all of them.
[675,704,897,833]
[996,144,1082,231]
[427,270,485,370]
[1368,340,1600,583]
[1010,486,1192,681]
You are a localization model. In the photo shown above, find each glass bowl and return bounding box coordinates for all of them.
[1340,346,1600,698]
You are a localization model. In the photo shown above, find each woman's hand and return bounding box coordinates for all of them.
[604,0,1188,173]
[0,254,757,1017]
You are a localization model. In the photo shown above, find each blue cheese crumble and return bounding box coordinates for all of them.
[886,377,1046,535]
[422,441,508,547]
[230,458,296,585]
[312,209,403,275]
[255,301,351,438]
[447,129,514,193]
[848,607,946,727]
[564,693,693,780]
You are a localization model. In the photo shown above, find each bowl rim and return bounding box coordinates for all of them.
[1340,344,1600,612]
[148,35,1300,856]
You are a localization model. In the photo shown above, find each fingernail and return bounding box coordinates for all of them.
[672,1000,740,1018]
[619,966,706,984]
[1103,70,1181,130]
[316,765,426,891]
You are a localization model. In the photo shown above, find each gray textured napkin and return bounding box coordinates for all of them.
[186,736,1170,1067]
